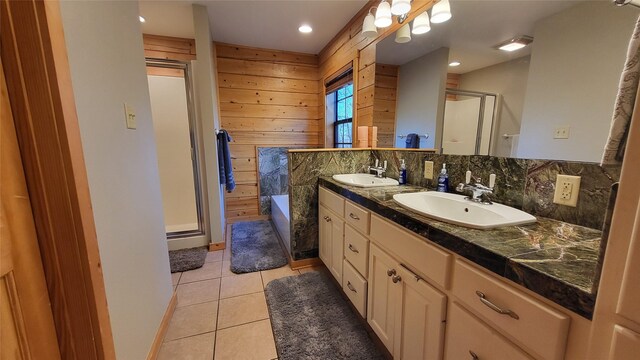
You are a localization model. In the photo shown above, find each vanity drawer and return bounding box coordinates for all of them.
[343,259,367,317]
[344,225,369,277]
[452,260,570,360]
[345,200,370,235]
[444,302,533,360]
[370,215,451,288]
[319,187,344,217]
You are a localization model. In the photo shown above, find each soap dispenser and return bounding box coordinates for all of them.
[399,159,407,185]
[437,163,449,192]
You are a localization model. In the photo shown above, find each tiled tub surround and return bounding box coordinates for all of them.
[319,176,601,319]
[257,147,289,215]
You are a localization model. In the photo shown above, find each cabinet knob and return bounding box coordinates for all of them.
[387,269,396,277]
[392,275,402,283]
[469,350,479,360]
[323,216,331,222]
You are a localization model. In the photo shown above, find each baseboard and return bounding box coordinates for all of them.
[146,291,177,360]
[166,235,209,251]
[226,215,270,224]
[209,242,225,251]
[290,257,323,270]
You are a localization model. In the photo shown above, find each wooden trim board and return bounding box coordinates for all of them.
[290,257,324,270]
[209,242,226,251]
[146,292,178,360]
[288,148,438,153]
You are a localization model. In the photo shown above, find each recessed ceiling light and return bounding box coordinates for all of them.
[298,25,312,33]
[449,61,461,67]
[139,15,146,23]
[496,36,533,52]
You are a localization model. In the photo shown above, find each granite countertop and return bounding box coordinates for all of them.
[319,176,601,319]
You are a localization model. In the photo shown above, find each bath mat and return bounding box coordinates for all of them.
[168,246,207,273]
[265,271,385,360]
[230,220,288,273]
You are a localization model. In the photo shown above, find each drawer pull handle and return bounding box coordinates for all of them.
[392,275,402,283]
[323,216,331,222]
[387,269,396,277]
[348,244,359,254]
[347,281,357,293]
[349,213,360,220]
[469,350,479,360]
[475,291,519,320]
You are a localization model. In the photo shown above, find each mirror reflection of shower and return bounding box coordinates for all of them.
[441,89,499,156]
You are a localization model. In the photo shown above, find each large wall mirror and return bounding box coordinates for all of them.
[375,0,639,162]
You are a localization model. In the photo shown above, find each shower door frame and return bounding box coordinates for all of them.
[146,59,206,239]
[441,88,500,155]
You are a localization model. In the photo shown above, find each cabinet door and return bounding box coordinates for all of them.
[318,205,332,268]
[445,303,533,360]
[394,266,447,360]
[368,243,399,352]
[329,214,344,284]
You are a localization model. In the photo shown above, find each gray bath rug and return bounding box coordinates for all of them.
[265,271,385,360]
[168,246,207,273]
[230,220,288,273]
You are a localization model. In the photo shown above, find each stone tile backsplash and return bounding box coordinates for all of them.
[257,147,289,215]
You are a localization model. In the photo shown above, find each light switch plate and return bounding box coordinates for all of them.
[124,103,137,129]
[554,126,570,139]
[424,161,434,179]
[553,174,581,207]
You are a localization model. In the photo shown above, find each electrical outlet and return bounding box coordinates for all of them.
[124,103,137,129]
[553,174,581,207]
[554,126,570,139]
[424,161,434,179]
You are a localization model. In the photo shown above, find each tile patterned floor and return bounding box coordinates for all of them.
[159,246,327,360]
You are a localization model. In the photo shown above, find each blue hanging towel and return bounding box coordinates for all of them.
[405,133,420,148]
[217,130,235,192]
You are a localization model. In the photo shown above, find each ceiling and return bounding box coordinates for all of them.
[376,0,589,74]
[138,0,368,54]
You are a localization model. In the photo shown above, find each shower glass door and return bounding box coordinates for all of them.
[441,89,498,155]
[147,61,204,238]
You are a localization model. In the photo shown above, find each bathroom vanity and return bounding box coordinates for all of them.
[318,178,601,360]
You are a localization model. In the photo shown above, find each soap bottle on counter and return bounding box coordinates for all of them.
[437,163,449,192]
[399,159,407,185]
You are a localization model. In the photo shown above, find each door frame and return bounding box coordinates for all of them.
[1,0,115,358]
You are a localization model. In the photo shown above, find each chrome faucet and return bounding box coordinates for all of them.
[367,159,387,178]
[456,171,496,204]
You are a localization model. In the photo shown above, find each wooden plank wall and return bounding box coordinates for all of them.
[143,34,196,61]
[446,73,460,100]
[215,43,322,219]
[373,63,398,147]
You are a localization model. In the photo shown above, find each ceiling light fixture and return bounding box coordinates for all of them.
[430,0,452,24]
[395,24,411,43]
[298,24,313,33]
[391,0,412,16]
[374,0,393,28]
[496,35,534,52]
[411,11,431,35]
[139,15,146,23]
[449,61,461,67]
[362,10,378,37]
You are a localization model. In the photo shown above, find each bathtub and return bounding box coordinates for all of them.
[271,195,291,254]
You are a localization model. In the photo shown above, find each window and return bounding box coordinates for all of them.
[334,83,353,148]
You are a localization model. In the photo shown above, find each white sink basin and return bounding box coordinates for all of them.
[332,173,399,188]
[393,191,536,229]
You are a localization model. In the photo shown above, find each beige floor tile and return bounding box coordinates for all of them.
[206,250,223,263]
[164,301,218,341]
[223,249,231,261]
[260,266,299,289]
[219,272,262,299]
[217,292,269,329]
[214,319,277,360]
[221,260,237,277]
[180,261,223,284]
[171,272,182,286]
[177,278,220,307]
[158,332,215,360]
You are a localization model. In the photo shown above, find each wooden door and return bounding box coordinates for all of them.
[394,266,447,360]
[367,243,399,352]
[329,214,344,285]
[1,59,60,359]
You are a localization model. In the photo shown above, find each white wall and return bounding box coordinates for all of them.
[148,75,198,232]
[395,47,449,149]
[459,56,530,157]
[59,2,173,359]
[518,2,639,161]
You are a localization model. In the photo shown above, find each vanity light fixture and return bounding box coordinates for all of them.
[496,35,534,52]
[395,24,411,43]
[139,15,146,23]
[449,61,461,67]
[411,11,431,34]
[391,0,412,16]
[298,24,313,33]
[374,0,393,28]
[431,0,452,23]
[362,10,378,37]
